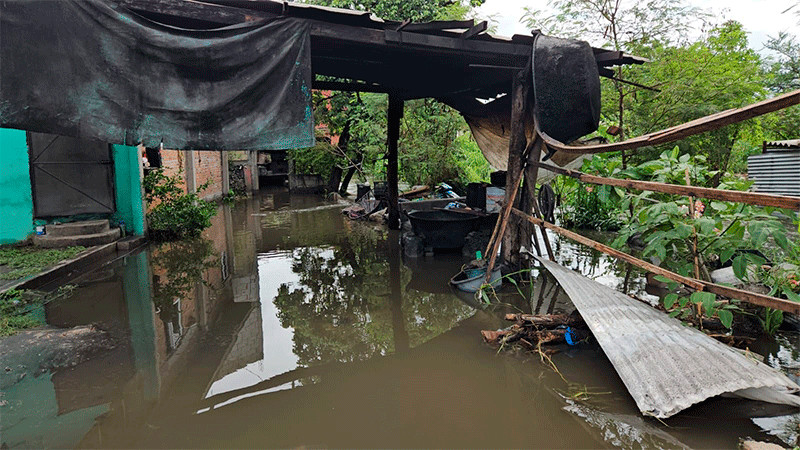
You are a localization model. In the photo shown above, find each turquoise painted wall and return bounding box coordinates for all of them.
[0,128,34,244]
[112,145,146,236]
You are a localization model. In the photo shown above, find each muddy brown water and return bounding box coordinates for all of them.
[2,188,800,448]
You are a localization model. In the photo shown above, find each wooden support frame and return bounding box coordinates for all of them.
[535,162,800,210]
[511,208,800,315]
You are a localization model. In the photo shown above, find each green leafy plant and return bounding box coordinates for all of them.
[0,286,76,336]
[144,169,218,241]
[658,277,740,330]
[150,238,217,325]
[555,156,625,231]
[0,246,85,280]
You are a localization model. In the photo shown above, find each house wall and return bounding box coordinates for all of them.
[0,128,34,244]
[156,150,226,200]
[112,145,146,236]
[0,128,146,244]
[193,151,223,200]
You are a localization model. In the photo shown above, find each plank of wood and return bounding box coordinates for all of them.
[312,80,389,93]
[512,208,800,315]
[400,185,430,198]
[540,89,800,154]
[460,21,488,40]
[535,162,800,210]
[402,20,475,31]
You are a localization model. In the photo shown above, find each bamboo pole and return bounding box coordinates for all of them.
[534,162,800,210]
[512,208,800,315]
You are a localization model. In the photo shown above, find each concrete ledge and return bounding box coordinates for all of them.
[1,243,118,293]
[116,235,148,252]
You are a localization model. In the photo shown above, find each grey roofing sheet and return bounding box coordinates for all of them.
[536,256,800,418]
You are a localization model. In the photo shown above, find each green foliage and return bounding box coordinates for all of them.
[150,238,217,325]
[292,1,490,192]
[613,148,795,279]
[399,99,489,186]
[0,289,41,336]
[656,277,739,329]
[555,156,624,230]
[760,308,784,336]
[0,286,75,336]
[299,0,484,22]
[0,246,85,280]
[144,169,218,241]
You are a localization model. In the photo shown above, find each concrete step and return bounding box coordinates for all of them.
[34,227,121,248]
[45,220,110,237]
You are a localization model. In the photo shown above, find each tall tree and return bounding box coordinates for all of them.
[763,32,800,142]
[521,0,708,167]
[625,21,766,183]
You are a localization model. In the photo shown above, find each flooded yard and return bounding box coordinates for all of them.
[2,189,800,448]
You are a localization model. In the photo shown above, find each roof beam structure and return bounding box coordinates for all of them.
[113,0,644,101]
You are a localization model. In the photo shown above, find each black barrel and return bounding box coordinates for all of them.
[466,183,486,210]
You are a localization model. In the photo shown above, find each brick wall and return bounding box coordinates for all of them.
[193,151,223,200]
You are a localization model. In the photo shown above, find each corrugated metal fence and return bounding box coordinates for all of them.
[748,150,800,197]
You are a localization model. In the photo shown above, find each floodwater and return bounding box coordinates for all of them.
[2,188,800,448]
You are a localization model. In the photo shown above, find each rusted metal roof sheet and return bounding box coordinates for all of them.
[748,150,800,197]
[536,256,800,418]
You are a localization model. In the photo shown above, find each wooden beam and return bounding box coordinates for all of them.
[402,20,475,31]
[460,21,488,40]
[383,29,530,56]
[386,94,403,230]
[511,208,800,315]
[535,162,800,210]
[117,1,531,58]
[540,89,800,154]
[312,80,389,93]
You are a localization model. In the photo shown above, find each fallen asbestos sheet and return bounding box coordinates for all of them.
[536,256,800,418]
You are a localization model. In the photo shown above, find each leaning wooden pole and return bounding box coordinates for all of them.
[386,94,403,230]
[534,162,800,210]
[511,208,800,315]
[539,89,800,154]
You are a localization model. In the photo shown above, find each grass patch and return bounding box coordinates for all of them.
[0,246,85,280]
[0,286,76,336]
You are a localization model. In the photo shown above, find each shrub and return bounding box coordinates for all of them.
[143,169,217,241]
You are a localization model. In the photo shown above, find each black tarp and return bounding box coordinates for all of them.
[0,0,314,150]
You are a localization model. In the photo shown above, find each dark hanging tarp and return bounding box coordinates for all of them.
[0,0,314,150]
[439,33,600,171]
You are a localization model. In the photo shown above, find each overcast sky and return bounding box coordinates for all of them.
[475,0,799,52]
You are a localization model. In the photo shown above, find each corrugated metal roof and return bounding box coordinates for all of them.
[536,256,800,418]
[765,139,800,149]
[748,151,800,197]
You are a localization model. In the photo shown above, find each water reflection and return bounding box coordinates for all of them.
[0,188,794,449]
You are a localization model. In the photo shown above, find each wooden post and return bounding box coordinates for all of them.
[387,94,403,230]
[500,68,530,267]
